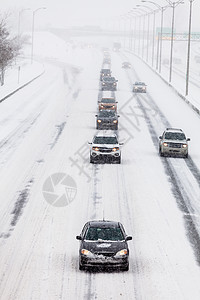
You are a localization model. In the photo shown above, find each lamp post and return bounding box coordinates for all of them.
[185,0,195,96]
[18,8,31,38]
[142,1,169,73]
[137,5,154,62]
[131,9,143,56]
[135,7,148,58]
[31,7,46,64]
[165,0,184,82]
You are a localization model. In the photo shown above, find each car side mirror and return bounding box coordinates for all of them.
[119,142,124,146]
[159,136,162,139]
[116,101,118,103]
[187,138,190,141]
[76,235,82,240]
[125,236,132,241]
[88,142,92,145]
[95,114,98,117]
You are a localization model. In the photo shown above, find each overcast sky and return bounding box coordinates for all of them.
[1,0,200,32]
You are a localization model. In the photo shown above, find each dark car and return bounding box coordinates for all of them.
[96,110,119,130]
[76,220,132,271]
[101,76,118,91]
[100,69,111,81]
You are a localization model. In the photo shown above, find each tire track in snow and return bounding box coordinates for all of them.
[120,52,200,265]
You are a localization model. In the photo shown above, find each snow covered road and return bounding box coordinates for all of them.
[0,37,200,299]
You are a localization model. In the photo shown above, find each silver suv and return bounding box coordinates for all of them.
[89,132,122,164]
[159,128,190,158]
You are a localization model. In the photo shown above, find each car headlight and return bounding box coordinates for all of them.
[102,83,105,85]
[163,142,168,147]
[97,119,102,123]
[112,147,119,152]
[92,147,99,151]
[113,120,118,123]
[113,83,116,85]
[115,249,128,257]
[112,105,115,108]
[81,249,94,257]
[182,144,187,148]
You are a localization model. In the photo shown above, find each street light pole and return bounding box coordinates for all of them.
[31,7,46,64]
[165,0,184,82]
[18,8,31,39]
[169,2,175,82]
[186,0,195,96]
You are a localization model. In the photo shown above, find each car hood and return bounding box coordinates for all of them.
[92,143,119,148]
[99,103,116,106]
[97,116,117,120]
[163,139,187,144]
[82,240,128,254]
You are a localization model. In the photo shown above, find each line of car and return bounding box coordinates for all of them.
[76,53,132,272]
[89,63,122,164]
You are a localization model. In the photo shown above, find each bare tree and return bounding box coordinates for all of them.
[0,15,21,86]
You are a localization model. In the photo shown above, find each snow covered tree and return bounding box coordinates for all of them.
[0,15,21,86]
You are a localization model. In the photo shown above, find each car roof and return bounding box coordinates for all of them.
[88,220,121,228]
[165,128,183,132]
[94,131,117,138]
[135,81,145,84]
[101,69,111,72]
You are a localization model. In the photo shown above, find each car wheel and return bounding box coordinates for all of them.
[90,156,94,163]
[79,263,85,271]
[159,147,164,157]
[121,264,129,271]
[184,153,188,158]
[115,157,121,164]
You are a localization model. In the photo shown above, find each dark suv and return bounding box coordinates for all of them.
[100,69,111,81]
[101,77,118,91]
[76,220,132,271]
[96,110,119,130]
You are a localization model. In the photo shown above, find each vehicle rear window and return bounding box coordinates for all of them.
[93,136,118,144]
[99,111,115,117]
[85,227,124,241]
[164,132,186,140]
[101,98,115,103]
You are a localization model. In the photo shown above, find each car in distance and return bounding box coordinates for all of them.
[96,110,119,130]
[98,97,117,111]
[132,81,147,93]
[100,69,111,81]
[159,128,190,158]
[76,220,132,271]
[88,132,122,163]
[122,62,131,68]
[101,77,118,91]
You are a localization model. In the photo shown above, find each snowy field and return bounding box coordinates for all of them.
[0,32,200,299]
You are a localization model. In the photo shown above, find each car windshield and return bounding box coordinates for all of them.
[93,136,118,144]
[135,82,145,85]
[85,227,124,241]
[164,132,186,140]
[99,111,116,117]
[101,69,110,74]
[103,77,116,82]
[100,98,115,103]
